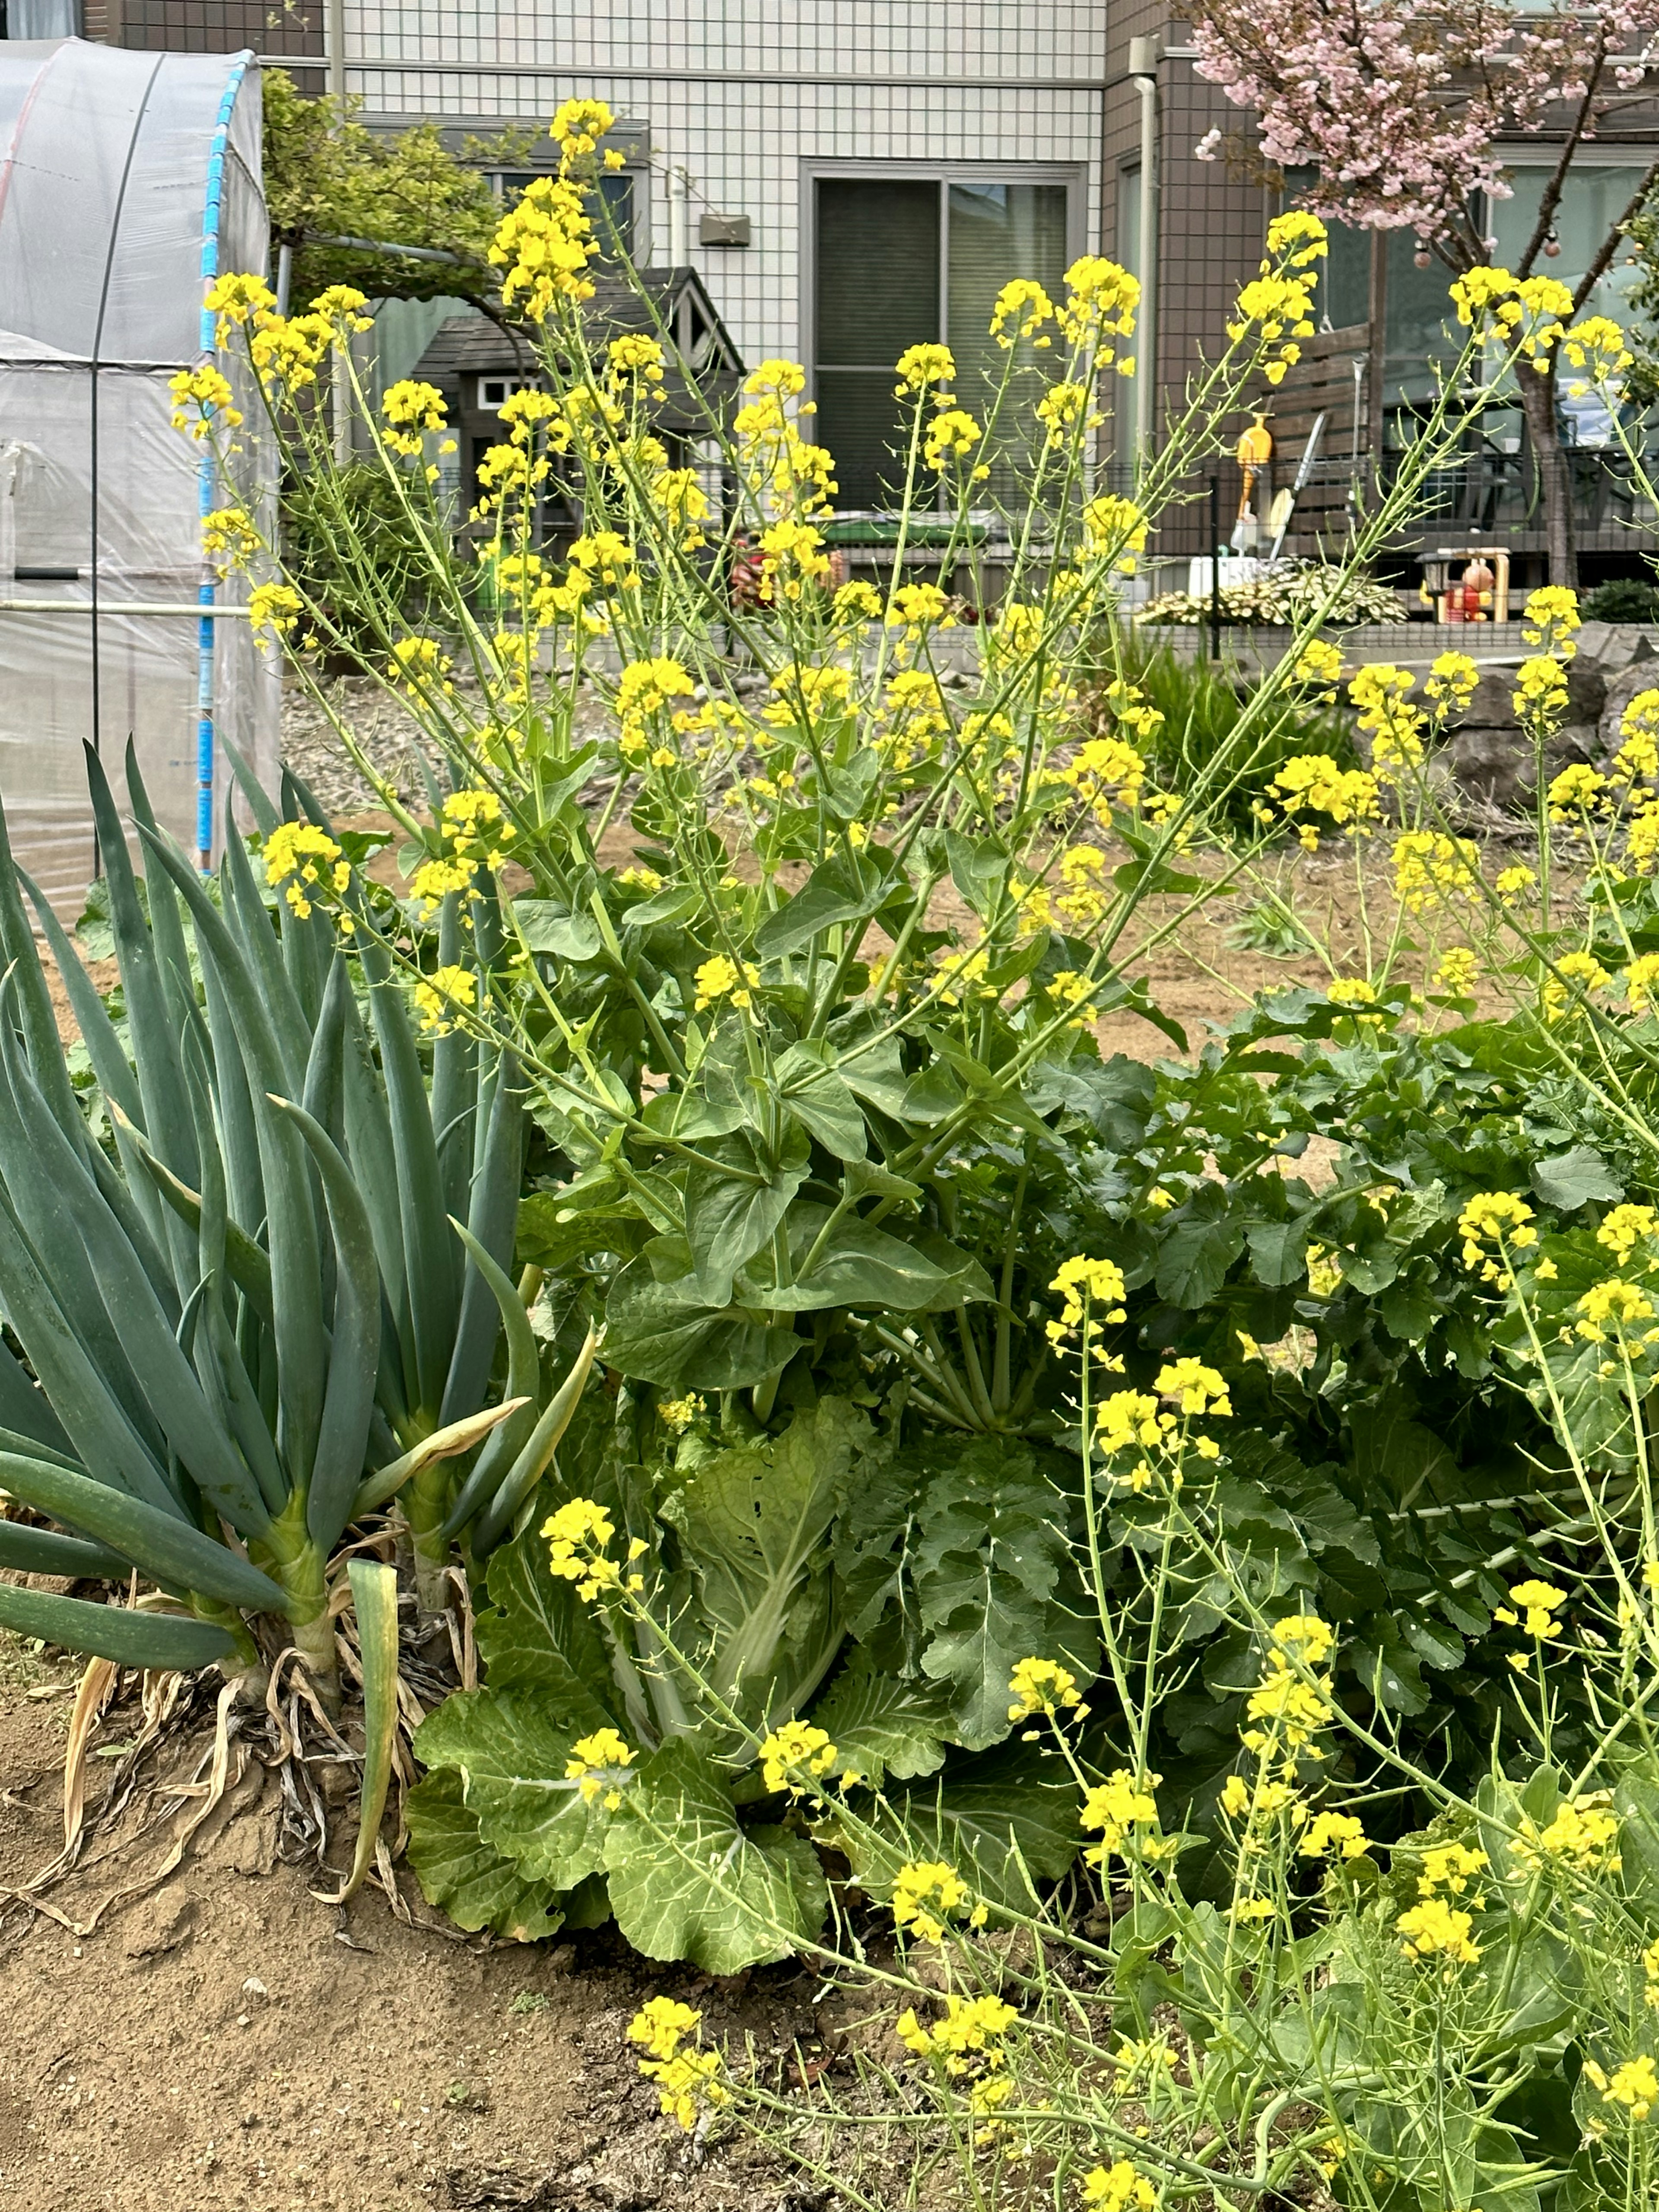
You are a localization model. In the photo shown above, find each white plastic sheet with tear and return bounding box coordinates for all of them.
[0,38,277,915]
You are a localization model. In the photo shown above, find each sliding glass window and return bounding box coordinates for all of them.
[811,170,1076,508]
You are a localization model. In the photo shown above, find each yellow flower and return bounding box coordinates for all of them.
[1299,1811,1368,1859]
[247,582,303,647]
[1268,754,1380,845]
[626,1998,729,2130]
[1543,947,1610,1022]
[1391,830,1480,913]
[1424,649,1479,718]
[1079,1770,1160,1865]
[541,1497,622,1601]
[201,505,260,572]
[203,270,275,342]
[1397,1898,1481,1965]
[1154,1357,1231,1416]
[413,962,480,1038]
[833,579,883,623]
[657,1393,704,1432]
[1599,1204,1659,1263]
[564,1728,635,1803]
[380,377,447,455]
[1048,1255,1127,1341]
[1560,315,1634,384]
[168,363,242,439]
[693,953,761,1012]
[1007,1657,1087,1723]
[758,1720,837,1795]
[1057,255,1140,349]
[1418,1841,1488,1897]
[1503,1578,1566,1638]
[1080,494,1148,572]
[1294,639,1342,692]
[894,342,956,394]
[1496,863,1536,902]
[1457,1190,1538,1269]
[1347,664,1425,778]
[1522,584,1582,653]
[890,1859,985,1944]
[1080,2162,1157,2210]
[896,1992,1017,2069]
[989,277,1055,346]
[923,407,983,468]
[1547,762,1606,822]
[1272,1614,1335,1666]
[1432,947,1480,997]
[1575,1277,1655,1342]
[550,96,615,157]
[390,636,454,695]
[262,822,348,919]
[1513,1792,1620,1874]
[1586,2054,1659,2121]
[1513,653,1570,729]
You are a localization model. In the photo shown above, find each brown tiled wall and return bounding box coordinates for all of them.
[1103,13,1273,559]
[103,0,322,53]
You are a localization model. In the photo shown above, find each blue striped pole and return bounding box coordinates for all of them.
[194,55,251,872]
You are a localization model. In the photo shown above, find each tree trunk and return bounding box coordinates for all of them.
[1517,363,1577,588]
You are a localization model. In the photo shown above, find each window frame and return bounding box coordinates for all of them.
[799,158,1087,396]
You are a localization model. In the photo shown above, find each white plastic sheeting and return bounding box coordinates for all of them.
[0,39,277,913]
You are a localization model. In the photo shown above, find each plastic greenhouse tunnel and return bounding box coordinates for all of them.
[0,37,278,912]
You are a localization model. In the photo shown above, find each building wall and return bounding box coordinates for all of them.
[340,1,1111,380]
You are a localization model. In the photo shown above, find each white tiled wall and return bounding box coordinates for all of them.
[345,2,1109,372]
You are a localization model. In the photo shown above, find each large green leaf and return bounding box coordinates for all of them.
[808,1663,950,1787]
[474,1521,618,1709]
[841,1744,1081,1910]
[682,1129,810,1306]
[0,1583,236,1671]
[736,1204,967,1315]
[912,1441,1085,1750]
[772,1044,868,1162]
[604,1736,828,1970]
[602,1252,799,1391]
[404,1768,566,1942]
[754,849,903,963]
[414,1687,616,1888]
[661,1398,872,1716]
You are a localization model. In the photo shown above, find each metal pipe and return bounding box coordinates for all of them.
[1128,38,1160,461]
[668,160,689,266]
[327,0,351,467]
[0,601,253,616]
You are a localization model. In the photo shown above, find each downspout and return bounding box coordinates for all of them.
[1128,35,1160,465]
[196,53,252,871]
[327,0,351,463]
[667,158,690,267]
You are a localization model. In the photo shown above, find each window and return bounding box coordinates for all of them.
[478,375,545,412]
[1280,173,1369,331]
[812,171,1074,508]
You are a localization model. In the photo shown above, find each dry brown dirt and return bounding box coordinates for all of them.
[0,1643,820,2212]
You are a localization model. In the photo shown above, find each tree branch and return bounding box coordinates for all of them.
[1516,47,1606,278]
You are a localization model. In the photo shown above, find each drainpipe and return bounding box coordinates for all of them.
[327,0,350,464]
[1128,35,1160,463]
[667,159,690,267]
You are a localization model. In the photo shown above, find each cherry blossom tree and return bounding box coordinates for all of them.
[1187,0,1659,581]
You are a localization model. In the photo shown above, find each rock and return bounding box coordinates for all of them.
[1448,722,1597,811]
[1600,655,1659,750]
[1457,670,1522,729]
[121,1888,195,1959]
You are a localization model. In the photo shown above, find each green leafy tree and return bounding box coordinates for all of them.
[262,69,516,305]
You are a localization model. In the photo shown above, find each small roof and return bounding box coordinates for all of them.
[415,266,744,432]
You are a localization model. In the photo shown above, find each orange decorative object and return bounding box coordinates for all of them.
[1233,409,1274,549]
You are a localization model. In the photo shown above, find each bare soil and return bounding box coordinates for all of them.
[0,1642,818,2212]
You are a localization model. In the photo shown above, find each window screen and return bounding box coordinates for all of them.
[814,178,940,507]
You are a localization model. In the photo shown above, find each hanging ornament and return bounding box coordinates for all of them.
[1414,239,1432,268]
[1543,230,1561,258]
